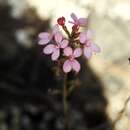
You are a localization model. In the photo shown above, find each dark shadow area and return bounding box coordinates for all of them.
[0,2,111,130]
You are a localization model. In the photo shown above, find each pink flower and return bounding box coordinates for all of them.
[79,30,101,59]
[38,24,59,45]
[43,32,69,61]
[63,47,82,73]
[69,13,87,27]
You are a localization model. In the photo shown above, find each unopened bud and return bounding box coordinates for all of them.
[57,16,65,26]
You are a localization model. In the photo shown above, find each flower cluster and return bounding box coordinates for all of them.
[38,13,100,73]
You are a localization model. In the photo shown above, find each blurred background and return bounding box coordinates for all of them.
[0,0,130,130]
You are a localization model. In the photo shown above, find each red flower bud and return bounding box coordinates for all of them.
[57,16,65,26]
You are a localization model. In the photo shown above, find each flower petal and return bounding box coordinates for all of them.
[78,18,87,26]
[79,32,87,43]
[91,43,101,52]
[43,44,55,54]
[73,48,82,58]
[38,32,51,45]
[63,47,73,56]
[52,24,59,34]
[51,48,60,61]
[38,32,49,39]
[72,59,80,73]
[55,32,63,43]
[38,39,49,45]
[84,47,92,59]
[60,39,69,48]
[63,60,72,73]
[71,13,78,22]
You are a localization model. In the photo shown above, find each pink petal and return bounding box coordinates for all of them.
[38,39,50,45]
[63,47,73,56]
[78,18,87,26]
[91,43,101,53]
[72,59,80,73]
[51,48,60,61]
[38,32,51,45]
[73,48,82,58]
[38,32,50,39]
[55,32,63,43]
[71,13,78,22]
[52,24,59,34]
[63,60,72,73]
[60,39,69,48]
[43,44,55,54]
[83,47,92,59]
[79,32,87,43]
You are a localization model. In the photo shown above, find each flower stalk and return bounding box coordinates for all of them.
[38,12,101,130]
[63,74,69,130]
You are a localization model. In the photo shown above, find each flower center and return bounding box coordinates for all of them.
[55,43,60,49]
[85,41,91,47]
[69,55,74,61]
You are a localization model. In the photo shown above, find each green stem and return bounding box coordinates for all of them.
[63,74,69,130]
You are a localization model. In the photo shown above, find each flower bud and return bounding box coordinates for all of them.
[57,16,65,26]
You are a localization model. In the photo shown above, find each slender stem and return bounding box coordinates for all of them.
[62,26,71,38]
[63,74,69,130]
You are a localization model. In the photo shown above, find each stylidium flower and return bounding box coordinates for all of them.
[38,13,101,74]
[43,32,69,61]
[69,13,87,27]
[79,30,101,59]
[63,47,82,73]
[38,24,59,45]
